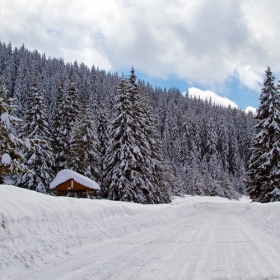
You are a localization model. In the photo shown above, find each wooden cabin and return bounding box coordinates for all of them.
[50,169,100,198]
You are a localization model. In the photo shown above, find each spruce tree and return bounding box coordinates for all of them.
[66,78,80,127]
[52,78,80,173]
[137,84,170,202]
[104,77,136,201]
[51,84,67,172]
[96,103,110,192]
[178,122,192,173]
[17,79,54,192]
[130,68,170,201]
[0,79,29,183]
[104,69,170,204]
[246,67,280,202]
[66,104,100,182]
[187,164,205,196]
[66,118,85,174]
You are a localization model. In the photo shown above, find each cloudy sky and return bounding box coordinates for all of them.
[1,0,280,110]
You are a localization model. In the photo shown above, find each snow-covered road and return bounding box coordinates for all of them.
[7,200,280,280]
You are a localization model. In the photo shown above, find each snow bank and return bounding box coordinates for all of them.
[243,201,280,240]
[2,185,280,278]
[0,185,196,276]
[50,169,100,190]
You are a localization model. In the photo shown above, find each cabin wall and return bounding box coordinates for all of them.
[53,179,98,198]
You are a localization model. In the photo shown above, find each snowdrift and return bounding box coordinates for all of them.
[243,201,280,240]
[1,185,280,278]
[0,185,196,276]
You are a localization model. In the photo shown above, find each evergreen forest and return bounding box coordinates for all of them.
[0,42,259,203]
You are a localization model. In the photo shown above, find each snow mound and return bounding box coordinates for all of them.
[0,185,196,276]
[2,185,280,278]
[243,201,280,240]
[50,169,100,190]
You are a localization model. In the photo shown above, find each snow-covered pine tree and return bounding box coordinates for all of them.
[1,43,16,98]
[65,118,85,175]
[51,84,67,172]
[178,122,190,173]
[66,77,80,127]
[246,67,280,202]
[221,172,237,199]
[204,172,219,196]
[186,163,205,196]
[52,77,80,173]
[0,79,29,183]
[96,102,110,192]
[14,47,31,117]
[66,104,100,182]
[104,69,170,204]
[17,78,54,192]
[134,71,170,202]
[228,124,245,194]
[206,117,222,181]
[191,121,202,163]
[104,77,135,201]
[217,120,229,172]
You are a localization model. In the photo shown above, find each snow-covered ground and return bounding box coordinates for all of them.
[1,185,280,279]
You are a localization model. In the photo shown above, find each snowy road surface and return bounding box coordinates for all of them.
[6,199,280,280]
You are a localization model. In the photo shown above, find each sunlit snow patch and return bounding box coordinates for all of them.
[1,153,11,165]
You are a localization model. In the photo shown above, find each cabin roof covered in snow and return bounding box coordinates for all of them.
[50,169,100,190]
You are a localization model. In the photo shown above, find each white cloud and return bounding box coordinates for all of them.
[1,0,280,91]
[60,47,112,71]
[236,65,263,91]
[245,106,257,115]
[0,0,116,71]
[187,87,238,108]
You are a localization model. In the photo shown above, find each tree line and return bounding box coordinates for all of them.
[0,42,257,203]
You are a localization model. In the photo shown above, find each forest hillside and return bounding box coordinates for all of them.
[0,42,255,200]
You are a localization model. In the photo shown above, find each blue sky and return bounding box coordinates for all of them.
[134,70,261,110]
[1,0,280,111]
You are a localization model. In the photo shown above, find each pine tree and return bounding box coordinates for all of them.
[51,84,67,172]
[66,104,100,182]
[131,69,170,202]
[0,79,29,183]
[104,70,170,204]
[221,173,237,199]
[217,120,229,171]
[246,67,280,202]
[178,122,190,172]
[14,48,31,117]
[66,77,80,127]
[17,78,54,192]
[52,78,80,173]
[2,43,16,98]
[186,164,205,196]
[96,102,110,192]
[65,118,85,174]
[104,77,137,201]
[204,173,219,196]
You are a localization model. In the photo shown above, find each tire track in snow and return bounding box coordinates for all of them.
[233,215,280,279]
[7,202,280,280]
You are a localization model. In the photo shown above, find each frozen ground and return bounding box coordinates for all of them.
[1,185,280,279]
